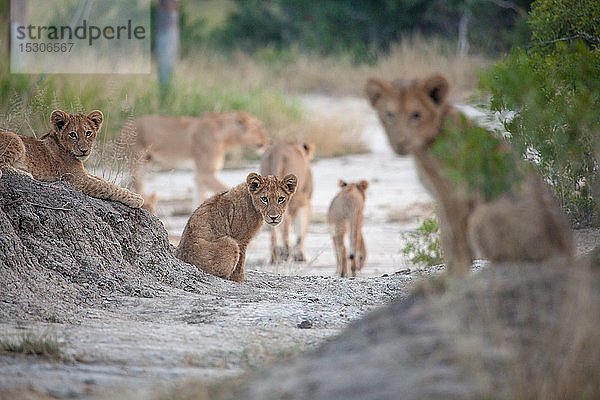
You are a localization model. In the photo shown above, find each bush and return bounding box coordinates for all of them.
[401,215,442,267]
[480,0,600,226]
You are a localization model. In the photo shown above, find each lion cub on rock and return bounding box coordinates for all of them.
[366,74,573,276]
[0,110,143,208]
[328,179,369,277]
[175,173,297,283]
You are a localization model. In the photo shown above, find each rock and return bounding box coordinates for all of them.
[0,174,218,322]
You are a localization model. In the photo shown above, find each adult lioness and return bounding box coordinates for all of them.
[0,110,143,208]
[366,74,573,276]
[260,140,314,263]
[175,173,297,283]
[121,111,269,204]
[328,179,369,277]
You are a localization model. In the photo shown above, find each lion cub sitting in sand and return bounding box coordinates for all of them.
[121,111,269,205]
[366,74,573,276]
[328,179,369,277]
[260,140,314,263]
[0,110,143,208]
[175,172,297,283]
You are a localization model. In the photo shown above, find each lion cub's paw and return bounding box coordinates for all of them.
[125,193,145,209]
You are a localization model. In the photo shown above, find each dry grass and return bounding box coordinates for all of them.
[279,115,368,159]
[245,37,489,101]
[0,332,66,362]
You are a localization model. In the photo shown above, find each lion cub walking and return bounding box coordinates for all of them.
[121,111,269,205]
[328,180,369,277]
[175,173,297,283]
[0,110,143,208]
[260,141,314,263]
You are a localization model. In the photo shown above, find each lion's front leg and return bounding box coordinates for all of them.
[68,172,144,208]
[437,202,473,277]
[229,247,246,283]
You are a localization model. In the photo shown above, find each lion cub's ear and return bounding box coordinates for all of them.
[358,180,369,191]
[51,110,70,133]
[422,74,449,106]
[246,172,264,193]
[338,179,347,188]
[87,110,104,131]
[365,78,391,106]
[282,174,298,195]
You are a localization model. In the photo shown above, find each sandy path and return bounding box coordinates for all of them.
[145,95,435,277]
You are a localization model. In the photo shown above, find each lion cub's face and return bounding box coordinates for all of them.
[231,112,269,149]
[365,74,450,155]
[246,173,297,226]
[51,110,103,161]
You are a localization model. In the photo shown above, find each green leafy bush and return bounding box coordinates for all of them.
[402,215,442,267]
[431,116,522,200]
[480,0,600,226]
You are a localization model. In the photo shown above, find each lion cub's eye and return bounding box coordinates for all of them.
[260,196,268,204]
[68,131,77,139]
[278,196,285,204]
[85,130,93,137]
[410,112,422,121]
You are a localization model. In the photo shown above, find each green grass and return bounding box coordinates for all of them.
[0,59,302,143]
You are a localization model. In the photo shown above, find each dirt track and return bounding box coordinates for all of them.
[1,96,598,399]
[0,172,423,399]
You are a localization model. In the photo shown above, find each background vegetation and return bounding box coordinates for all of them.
[1,0,596,226]
[0,0,492,160]
[481,0,600,226]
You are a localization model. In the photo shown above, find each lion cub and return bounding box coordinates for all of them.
[366,74,573,276]
[0,110,143,208]
[328,179,369,277]
[121,111,269,205]
[175,172,297,283]
[260,140,314,263]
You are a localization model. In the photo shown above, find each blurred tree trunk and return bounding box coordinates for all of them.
[457,0,472,56]
[156,0,179,91]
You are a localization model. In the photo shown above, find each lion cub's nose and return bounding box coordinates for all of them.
[269,215,279,222]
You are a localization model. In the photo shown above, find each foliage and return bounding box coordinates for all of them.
[209,0,532,62]
[528,0,600,48]
[480,0,600,226]
[402,215,442,267]
[431,116,522,200]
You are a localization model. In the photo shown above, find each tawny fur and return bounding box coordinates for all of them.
[260,140,314,263]
[120,111,269,204]
[366,74,573,276]
[175,173,298,283]
[327,179,368,277]
[0,110,143,208]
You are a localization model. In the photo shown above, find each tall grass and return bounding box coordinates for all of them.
[1,37,487,165]
[0,331,66,361]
